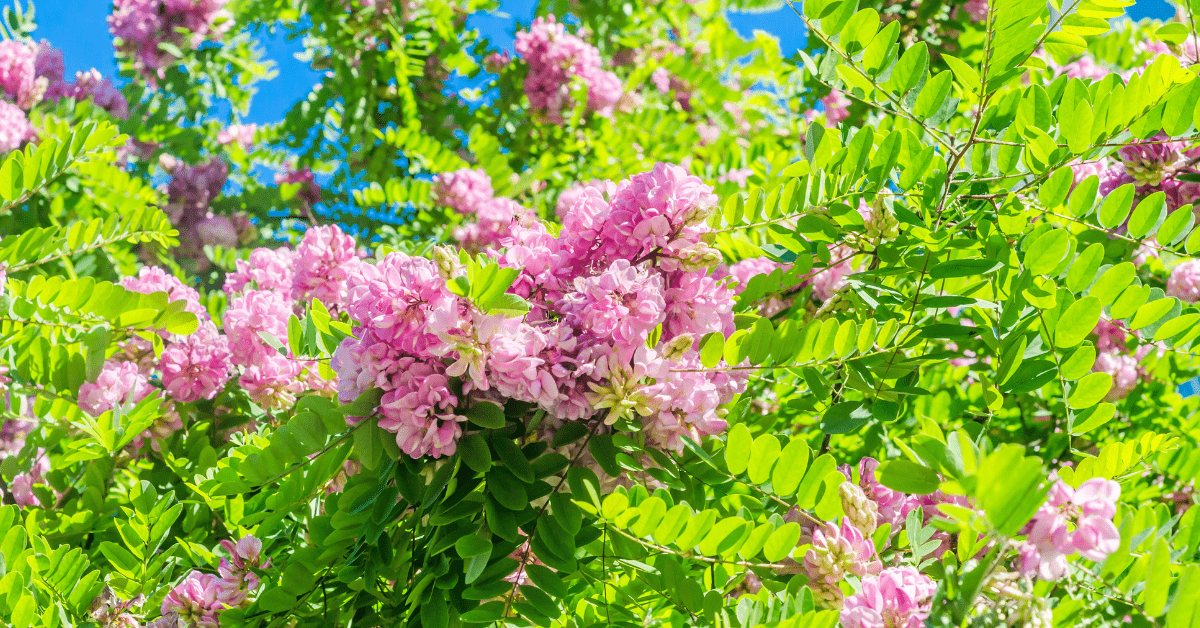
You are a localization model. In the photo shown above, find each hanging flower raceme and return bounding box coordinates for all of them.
[514,15,623,122]
[217,123,257,148]
[434,167,494,215]
[0,39,45,109]
[161,571,246,628]
[840,567,938,628]
[77,360,154,417]
[334,163,745,458]
[1088,319,1154,402]
[109,0,232,80]
[1018,479,1121,581]
[0,100,34,153]
[1167,258,1200,303]
[804,520,883,608]
[291,224,361,312]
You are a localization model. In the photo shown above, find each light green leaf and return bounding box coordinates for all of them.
[1053,297,1102,348]
[725,423,752,476]
[1024,229,1071,275]
[1069,372,1113,409]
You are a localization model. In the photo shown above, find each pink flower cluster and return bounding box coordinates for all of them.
[0,40,45,109]
[224,224,361,311]
[291,224,361,309]
[78,360,155,416]
[1089,319,1153,401]
[1082,135,1200,226]
[218,536,270,590]
[160,157,254,271]
[434,169,537,252]
[109,0,232,80]
[10,447,50,508]
[222,225,360,408]
[1019,479,1121,580]
[434,168,493,214]
[335,163,747,458]
[805,90,851,126]
[0,39,45,151]
[0,101,33,153]
[73,268,232,452]
[1167,259,1200,303]
[47,67,130,119]
[122,269,234,407]
[514,15,623,122]
[217,123,257,148]
[840,567,937,628]
[161,535,265,627]
[836,457,968,557]
[804,520,882,606]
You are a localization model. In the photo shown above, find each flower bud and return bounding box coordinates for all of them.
[661,333,694,362]
[434,245,466,282]
[840,482,879,535]
[808,580,844,610]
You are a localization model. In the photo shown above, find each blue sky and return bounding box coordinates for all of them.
[32,0,1175,125]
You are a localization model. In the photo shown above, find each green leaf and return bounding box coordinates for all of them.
[1071,403,1116,434]
[466,401,506,429]
[486,467,528,511]
[1129,297,1177,331]
[887,42,928,95]
[929,259,1003,279]
[675,509,718,550]
[1156,22,1190,45]
[1165,565,1200,627]
[421,592,449,628]
[839,8,880,54]
[1127,191,1167,239]
[550,422,588,447]
[1098,184,1135,229]
[975,445,1048,536]
[700,332,725,368]
[1053,297,1102,348]
[876,459,940,494]
[458,433,492,474]
[1153,312,1200,341]
[747,434,782,485]
[762,522,801,562]
[1065,243,1105,292]
[1144,537,1171,616]
[1060,343,1097,380]
[1068,372,1113,409]
[10,595,34,628]
[796,454,837,509]
[725,423,753,476]
[1039,167,1073,208]
[653,504,693,546]
[455,534,493,559]
[1068,175,1099,218]
[913,71,954,119]
[821,401,872,433]
[1158,205,1195,245]
[526,564,568,599]
[942,54,980,91]
[861,21,899,76]
[1088,263,1136,307]
[492,436,535,483]
[772,438,811,498]
[1024,229,1071,275]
